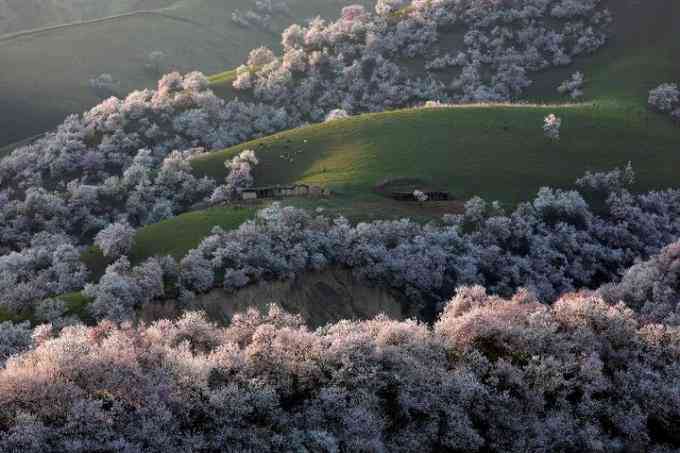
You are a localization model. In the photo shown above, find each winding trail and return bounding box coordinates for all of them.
[0,5,236,151]
[0,10,207,44]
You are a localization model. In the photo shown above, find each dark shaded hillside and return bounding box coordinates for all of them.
[527,0,680,102]
[0,0,371,147]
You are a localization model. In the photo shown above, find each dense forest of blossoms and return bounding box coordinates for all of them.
[76,166,680,324]
[0,0,618,322]
[1,1,680,449]
[232,0,611,120]
[3,237,680,450]
[1,287,680,452]
[0,72,292,252]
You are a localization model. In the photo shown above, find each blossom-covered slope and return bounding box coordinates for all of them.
[2,285,680,451]
[1,1,680,449]
[1,0,679,325]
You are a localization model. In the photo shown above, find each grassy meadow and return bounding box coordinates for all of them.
[192,102,679,207]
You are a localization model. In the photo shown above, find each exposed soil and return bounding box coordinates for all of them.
[140,268,404,327]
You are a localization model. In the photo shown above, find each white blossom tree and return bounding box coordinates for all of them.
[543,113,562,140]
[211,149,260,203]
[324,109,350,122]
[94,221,135,258]
[413,190,428,202]
[0,321,32,367]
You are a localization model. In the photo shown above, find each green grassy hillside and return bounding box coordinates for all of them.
[35,0,680,268]
[527,0,680,105]
[81,205,257,280]
[148,0,679,268]
[192,102,679,207]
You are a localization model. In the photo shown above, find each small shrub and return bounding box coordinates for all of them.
[557,71,584,99]
[543,114,562,140]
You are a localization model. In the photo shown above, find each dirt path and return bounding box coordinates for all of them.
[0,10,207,44]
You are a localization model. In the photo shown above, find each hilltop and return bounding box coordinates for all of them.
[192,101,678,210]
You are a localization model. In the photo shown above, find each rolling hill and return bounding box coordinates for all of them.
[31,88,680,323]
[197,0,680,207]
[2,0,679,325]
[0,0,371,147]
[193,104,678,201]
[97,0,680,276]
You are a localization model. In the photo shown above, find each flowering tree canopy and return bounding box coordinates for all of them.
[543,113,562,140]
[1,291,680,451]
